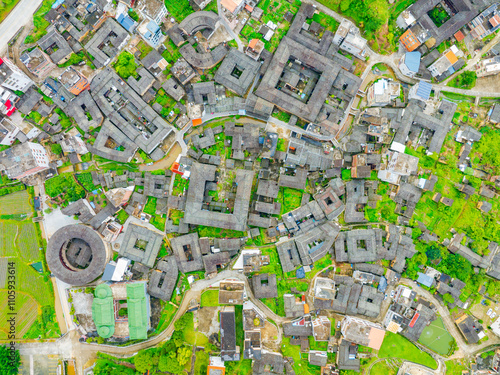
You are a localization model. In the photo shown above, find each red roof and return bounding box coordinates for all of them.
[0,58,3,65]
[245,4,253,12]
[454,30,465,42]
[490,15,500,28]
[192,118,203,126]
[6,107,15,116]
[409,313,420,328]
[170,163,184,176]
[5,100,11,109]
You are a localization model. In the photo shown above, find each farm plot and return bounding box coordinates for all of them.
[0,222,18,257]
[0,292,38,340]
[8,258,53,306]
[0,191,31,215]
[17,223,41,263]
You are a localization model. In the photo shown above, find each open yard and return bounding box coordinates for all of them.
[378,332,438,369]
[277,187,303,215]
[418,317,455,356]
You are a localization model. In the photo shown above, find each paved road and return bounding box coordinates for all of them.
[0,0,43,55]
[217,0,245,52]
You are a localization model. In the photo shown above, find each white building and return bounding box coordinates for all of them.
[138,0,168,25]
[399,51,421,78]
[0,142,50,180]
[0,57,33,92]
[476,56,500,77]
[367,79,400,107]
[0,117,19,146]
[340,33,367,60]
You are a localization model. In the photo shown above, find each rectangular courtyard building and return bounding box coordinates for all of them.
[215,48,261,96]
[120,222,164,268]
[255,36,361,136]
[183,162,254,232]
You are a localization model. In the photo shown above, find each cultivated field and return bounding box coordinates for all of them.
[0,191,32,215]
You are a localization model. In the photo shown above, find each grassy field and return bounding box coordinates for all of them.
[0,292,38,339]
[445,359,469,374]
[418,317,456,356]
[370,360,399,375]
[0,191,32,215]
[378,332,438,369]
[277,187,303,215]
[200,289,219,307]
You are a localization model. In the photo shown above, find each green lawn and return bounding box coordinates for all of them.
[200,289,219,307]
[371,360,398,375]
[418,317,456,356]
[277,187,303,215]
[378,332,438,369]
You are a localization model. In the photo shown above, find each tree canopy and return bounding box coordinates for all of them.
[114,51,138,80]
[0,345,20,375]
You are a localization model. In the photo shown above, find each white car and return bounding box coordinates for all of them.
[492,313,497,319]
[336,321,341,329]
[487,308,493,316]
[390,290,395,298]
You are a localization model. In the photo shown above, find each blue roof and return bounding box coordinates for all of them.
[296,267,305,279]
[52,0,65,8]
[416,80,432,100]
[417,272,434,288]
[147,20,160,33]
[117,13,136,32]
[378,276,387,293]
[405,51,421,73]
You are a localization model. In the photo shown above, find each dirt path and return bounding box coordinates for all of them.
[51,277,67,335]
[139,142,182,172]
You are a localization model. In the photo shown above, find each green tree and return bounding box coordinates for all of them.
[51,143,62,155]
[158,351,183,374]
[114,51,138,79]
[443,293,455,305]
[426,245,441,260]
[134,349,154,373]
[0,345,20,375]
[177,346,191,366]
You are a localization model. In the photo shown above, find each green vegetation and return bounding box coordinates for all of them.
[0,191,31,215]
[281,337,324,375]
[276,138,287,152]
[370,361,398,375]
[24,0,53,43]
[379,332,438,369]
[240,0,301,53]
[472,128,500,174]
[0,345,20,375]
[76,172,98,192]
[165,0,194,22]
[445,359,469,375]
[272,111,292,123]
[447,71,477,90]
[45,173,86,205]
[172,174,189,196]
[418,317,456,356]
[200,289,219,307]
[115,209,129,225]
[277,187,303,215]
[428,4,450,26]
[196,226,246,238]
[365,182,398,223]
[259,246,309,316]
[136,40,153,59]
[113,51,138,79]
[317,0,390,49]
[57,52,84,68]
[128,8,139,21]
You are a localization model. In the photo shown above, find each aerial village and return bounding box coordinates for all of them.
[1,0,500,374]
